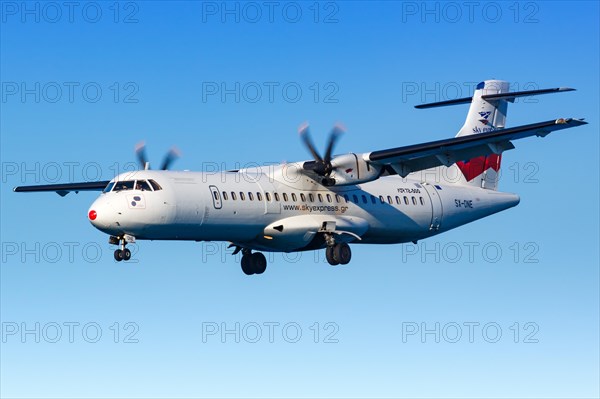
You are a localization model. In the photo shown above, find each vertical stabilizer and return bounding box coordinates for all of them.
[453,80,510,190]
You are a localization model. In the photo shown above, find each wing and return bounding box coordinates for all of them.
[13,181,111,197]
[365,118,587,177]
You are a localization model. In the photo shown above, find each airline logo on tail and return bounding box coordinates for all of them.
[479,111,491,125]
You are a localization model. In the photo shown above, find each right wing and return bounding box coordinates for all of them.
[13,181,111,197]
[365,118,587,177]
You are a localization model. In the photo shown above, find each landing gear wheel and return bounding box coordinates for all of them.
[123,248,132,261]
[241,254,254,275]
[334,243,352,265]
[252,252,267,274]
[114,249,124,262]
[326,246,339,266]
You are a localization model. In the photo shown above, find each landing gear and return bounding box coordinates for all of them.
[326,242,352,266]
[326,246,339,266]
[114,248,132,261]
[111,235,134,262]
[240,249,267,275]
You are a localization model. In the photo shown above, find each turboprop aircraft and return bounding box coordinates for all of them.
[14,80,587,275]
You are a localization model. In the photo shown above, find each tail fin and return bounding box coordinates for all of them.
[456,80,510,137]
[455,80,509,190]
[416,80,575,190]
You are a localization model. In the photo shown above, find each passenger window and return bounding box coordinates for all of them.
[379,195,385,204]
[343,194,349,203]
[395,196,401,205]
[148,179,162,191]
[420,196,425,205]
[387,195,393,204]
[213,191,219,200]
[371,195,377,204]
[292,193,297,201]
[362,195,367,204]
[222,191,228,200]
[239,192,245,201]
[300,193,306,201]
[404,196,409,205]
[309,193,314,202]
[326,194,332,203]
[352,195,358,203]
[274,193,280,201]
[412,196,417,205]
[335,194,341,203]
[266,192,271,202]
[318,193,323,202]
[248,192,254,201]
[283,193,289,201]
[257,192,263,201]
[231,191,237,200]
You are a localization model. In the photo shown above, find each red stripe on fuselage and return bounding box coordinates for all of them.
[456,154,502,182]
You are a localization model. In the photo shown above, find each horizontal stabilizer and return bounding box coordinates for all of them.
[482,87,575,102]
[414,97,472,109]
[14,181,110,196]
[415,87,575,109]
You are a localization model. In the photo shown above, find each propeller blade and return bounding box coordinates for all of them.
[323,123,345,164]
[135,141,149,169]
[298,122,323,162]
[160,146,181,170]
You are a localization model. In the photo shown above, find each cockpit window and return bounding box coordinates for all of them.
[148,179,162,191]
[113,181,135,192]
[103,182,115,193]
[135,180,152,191]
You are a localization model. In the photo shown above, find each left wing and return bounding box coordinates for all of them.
[13,181,111,197]
[364,118,587,177]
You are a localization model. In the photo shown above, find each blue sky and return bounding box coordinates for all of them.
[1,1,598,398]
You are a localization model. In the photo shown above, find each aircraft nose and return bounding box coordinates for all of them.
[88,198,116,231]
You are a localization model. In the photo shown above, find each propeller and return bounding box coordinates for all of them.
[135,141,181,170]
[299,122,345,186]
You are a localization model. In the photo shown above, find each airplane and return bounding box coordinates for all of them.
[13,80,587,275]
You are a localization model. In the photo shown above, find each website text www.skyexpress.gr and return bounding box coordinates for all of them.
[282,203,348,214]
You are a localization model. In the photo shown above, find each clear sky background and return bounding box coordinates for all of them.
[1,1,598,398]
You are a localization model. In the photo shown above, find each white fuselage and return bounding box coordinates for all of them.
[88,166,520,253]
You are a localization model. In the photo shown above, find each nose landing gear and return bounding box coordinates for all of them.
[110,235,134,262]
[114,248,131,262]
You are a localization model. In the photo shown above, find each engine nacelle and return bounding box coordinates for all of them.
[329,153,381,186]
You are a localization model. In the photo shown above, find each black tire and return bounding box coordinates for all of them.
[114,249,123,262]
[334,243,351,265]
[241,254,254,275]
[123,248,131,261]
[252,252,267,274]
[326,246,339,266]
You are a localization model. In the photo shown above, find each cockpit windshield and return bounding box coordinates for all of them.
[135,180,152,191]
[108,179,162,193]
[103,182,115,193]
[113,181,135,192]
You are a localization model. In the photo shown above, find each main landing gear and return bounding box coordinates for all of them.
[240,249,267,275]
[325,242,352,266]
[323,233,352,266]
[110,235,133,262]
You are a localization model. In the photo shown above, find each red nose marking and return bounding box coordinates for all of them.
[89,210,97,220]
